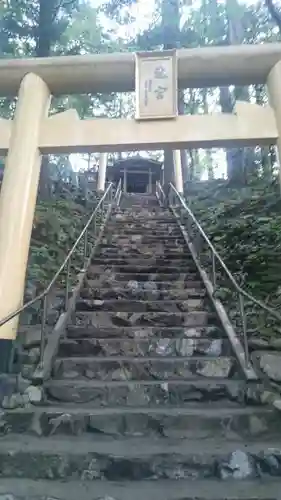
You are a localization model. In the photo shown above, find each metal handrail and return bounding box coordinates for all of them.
[0,179,122,366]
[166,182,281,367]
[156,181,166,207]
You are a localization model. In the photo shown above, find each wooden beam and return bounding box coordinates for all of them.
[0,102,277,154]
[39,102,277,153]
[1,44,281,95]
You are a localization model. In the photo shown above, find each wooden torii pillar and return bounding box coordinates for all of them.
[97,153,108,192]
[0,74,50,370]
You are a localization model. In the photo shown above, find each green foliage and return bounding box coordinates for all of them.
[188,179,281,337]
[27,198,97,290]
[0,0,281,306]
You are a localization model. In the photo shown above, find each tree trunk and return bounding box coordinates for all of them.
[38,156,52,199]
[265,0,281,35]
[222,0,249,184]
[36,0,58,199]
[202,89,214,180]
[178,89,188,185]
[161,0,181,192]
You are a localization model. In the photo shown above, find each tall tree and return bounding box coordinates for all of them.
[1,0,80,198]
[265,0,281,34]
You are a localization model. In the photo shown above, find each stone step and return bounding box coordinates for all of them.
[58,335,229,358]
[104,235,184,242]
[2,404,277,440]
[83,280,203,290]
[116,210,167,216]
[101,236,185,245]
[80,287,206,301]
[73,310,215,328]
[112,217,177,223]
[89,261,196,270]
[75,299,206,313]
[96,251,189,259]
[88,265,197,274]
[65,325,223,340]
[96,248,188,257]
[0,435,278,480]
[117,207,164,212]
[52,355,237,380]
[91,258,194,266]
[45,378,259,405]
[106,220,178,226]
[98,243,187,252]
[0,478,280,500]
[86,271,199,283]
[103,229,183,236]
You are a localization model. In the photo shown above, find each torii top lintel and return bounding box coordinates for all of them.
[1,43,281,96]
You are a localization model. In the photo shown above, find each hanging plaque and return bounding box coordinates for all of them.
[135,50,178,120]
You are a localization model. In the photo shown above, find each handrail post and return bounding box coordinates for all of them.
[212,252,217,288]
[84,229,88,264]
[239,294,250,368]
[39,296,48,367]
[65,258,71,311]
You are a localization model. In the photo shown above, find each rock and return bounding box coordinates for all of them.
[260,390,275,405]
[143,281,159,299]
[259,353,281,382]
[27,347,40,365]
[93,299,106,308]
[85,369,96,379]
[273,398,281,411]
[21,364,35,380]
[89,415,122,436]
[218,450,257,479]
[111,368,132,381]
[131,235,142,243]
[2,392,28,410]
[248,337,269,350]
[21,326,42,348]
[29,412,43,436]
[271,338,281,350]
[126,280,139,294]
[175,338,194,356]
[62,370,80,380]
[0,412,10,436]
[115,312,130,324]
[47,308,60,326]
[183,327,201,338]
[259,449,281,475]
[0,375,17,404]
[205,339,223,356]
[20,302,41,325]
[24,385,43,404]
[143,281,158,292]
[249,415,268,436]
[96,497,117,500]
[49,413,86,436]
[16,374,31,393]
[127,387,149,406]
[196,358,232,378]
[25,280,37,301]
[0,495,16,500]
[155,338,173,355]
[134,329,150,339]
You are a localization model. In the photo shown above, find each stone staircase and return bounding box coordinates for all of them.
[1,193,281,499]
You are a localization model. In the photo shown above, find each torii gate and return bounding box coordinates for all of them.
[0,43,281,344]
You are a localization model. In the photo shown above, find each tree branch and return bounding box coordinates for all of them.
[265,0,281,34]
